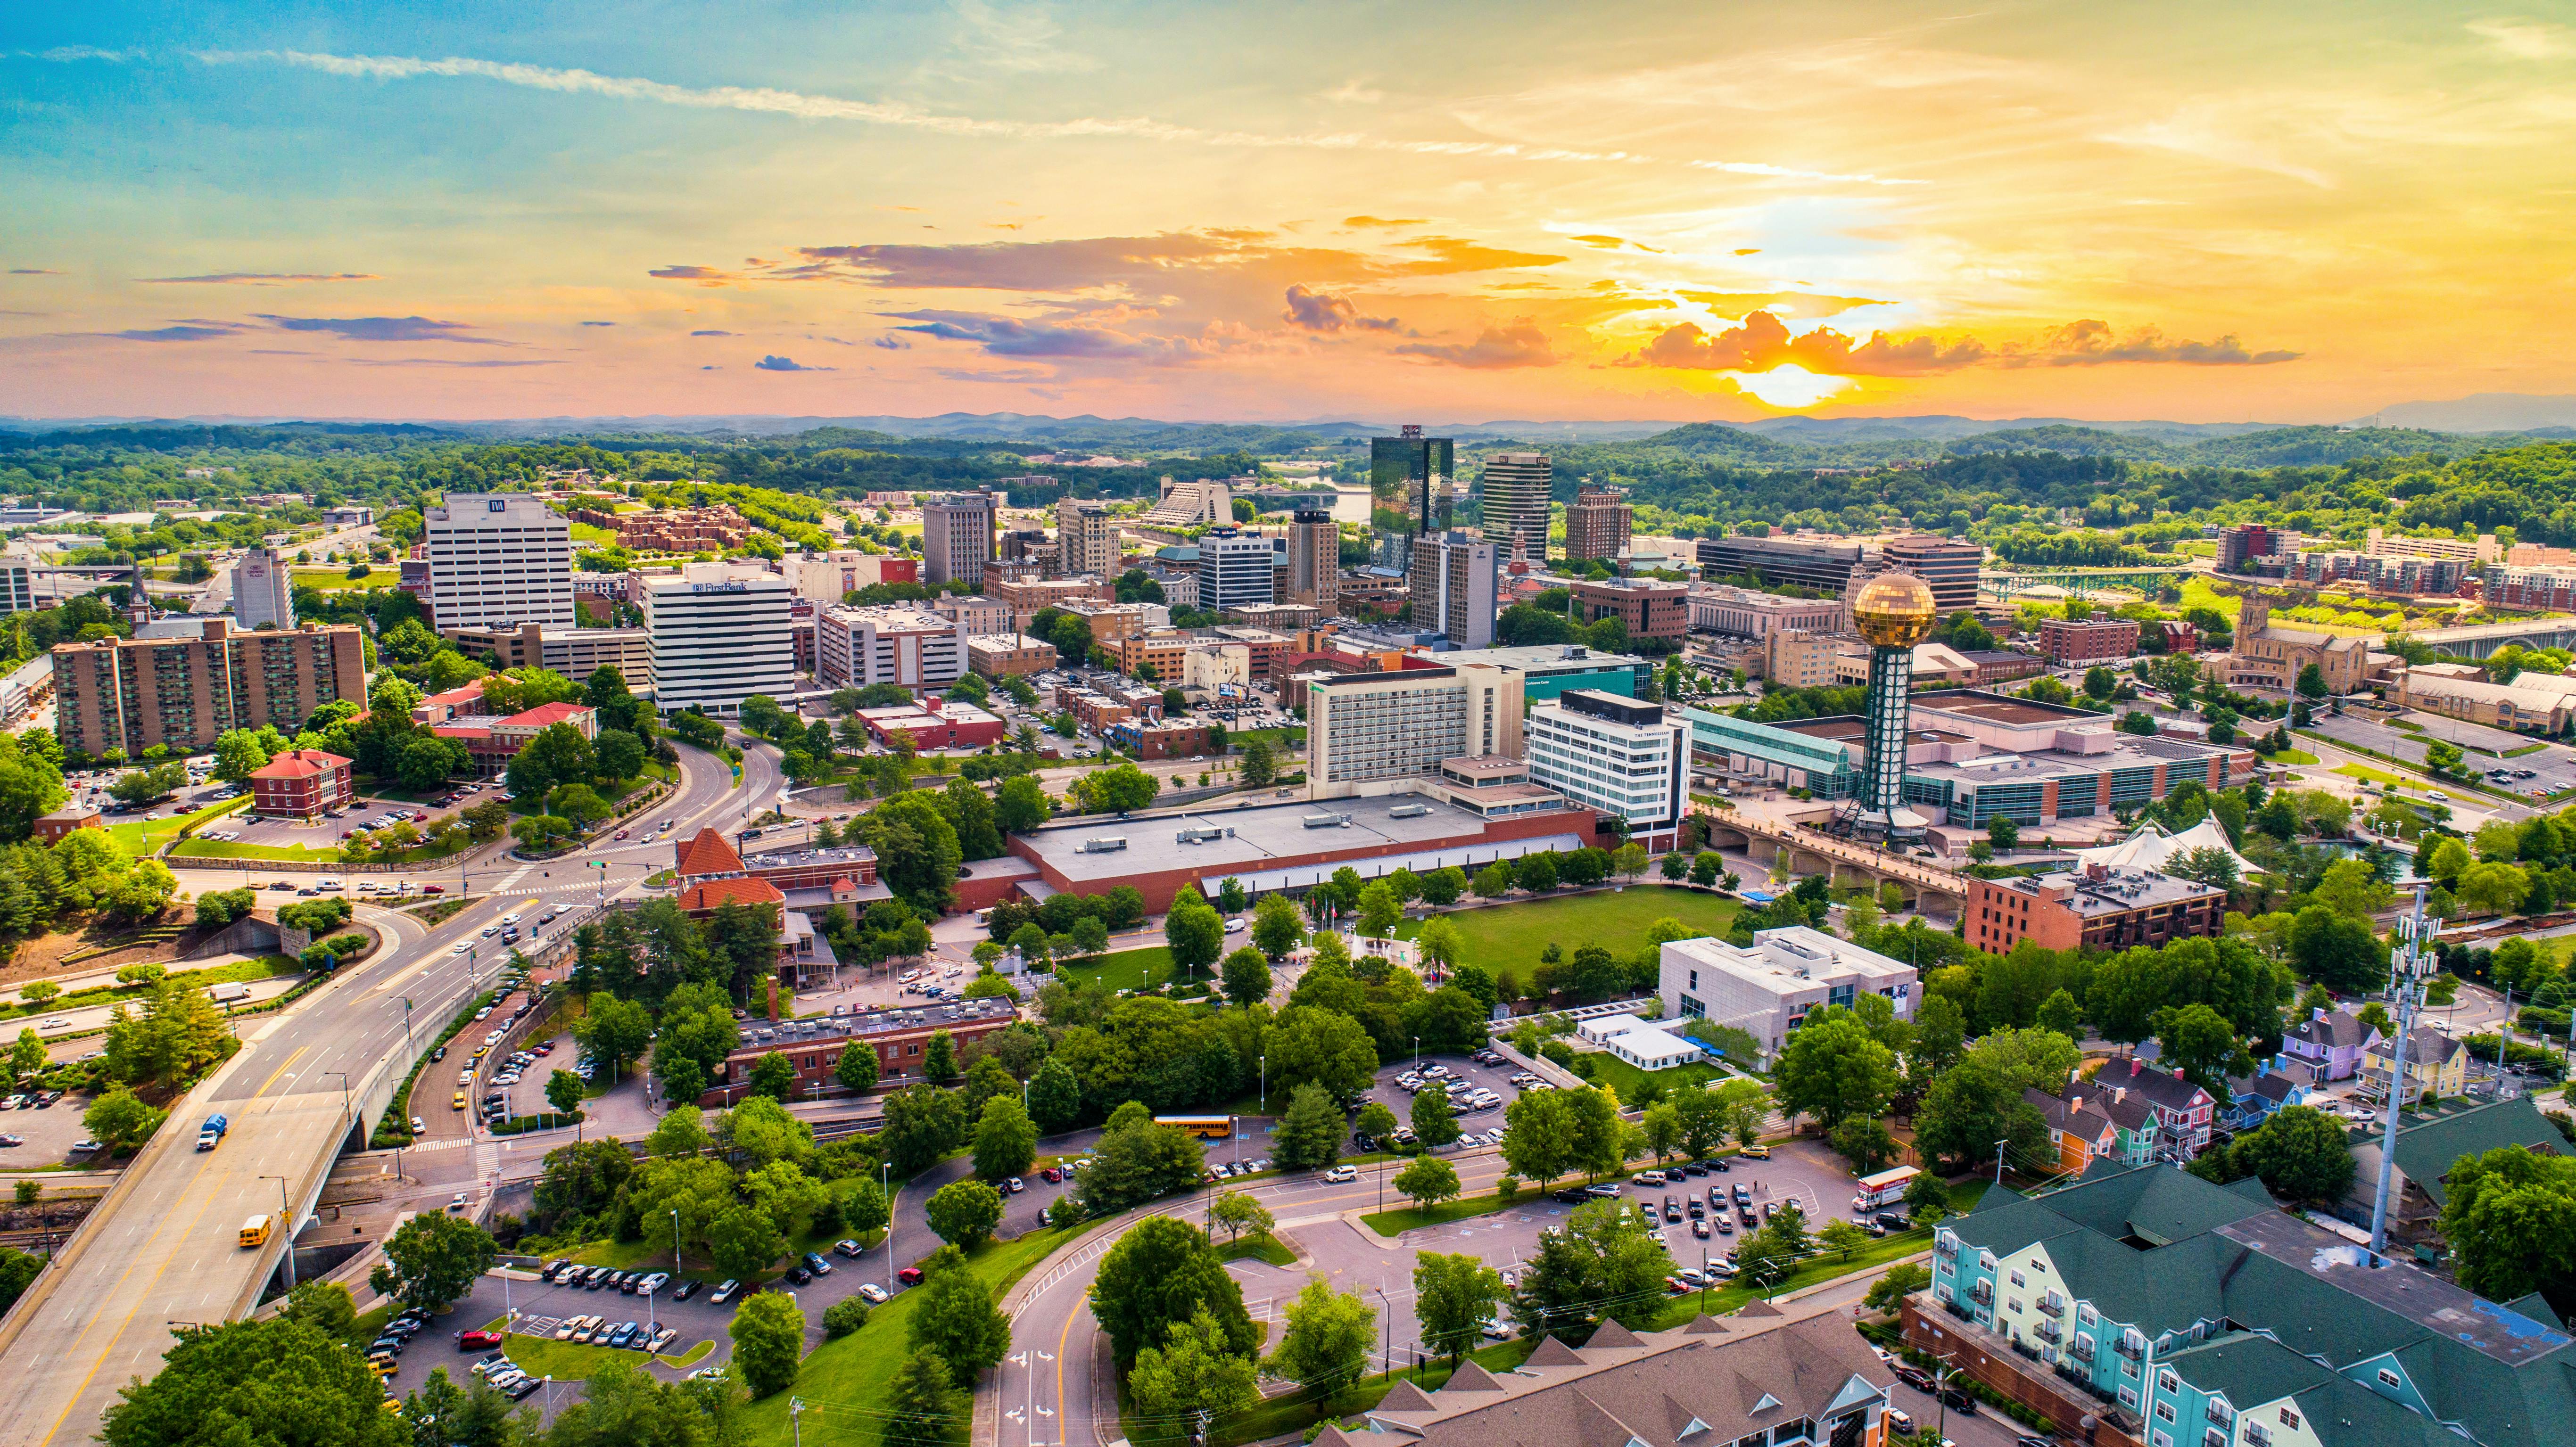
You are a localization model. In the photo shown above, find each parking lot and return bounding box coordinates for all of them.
[2305,708,2576,800]
[368,1266,748,1412]
[1351,1051,1528,1146]
[0,1084,107,1163]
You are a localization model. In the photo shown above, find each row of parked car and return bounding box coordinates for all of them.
[539,1260,677,1297]
[551,1315,679,1354]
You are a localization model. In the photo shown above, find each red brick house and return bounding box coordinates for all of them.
[251,749,355,822]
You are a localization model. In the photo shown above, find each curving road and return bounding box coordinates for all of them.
[0,740,770,1447]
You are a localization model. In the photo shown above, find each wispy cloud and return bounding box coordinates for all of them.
[108,322,248,342]
[16,46,141,64]
[887,308,1212,364]
[580,320,616,327]
[256,313,503,343]
[689,329,735,336]
[2469,18,2575,59]
[141,272,380,285]
[8,268,65,276]
[341,357,562,368]
[947,0,1097,75]
[753,354,829,371]
[651,264,737,286]
[1393,322,1556,370]
[192,49,1927,184]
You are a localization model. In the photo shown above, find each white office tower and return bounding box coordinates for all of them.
[424,493,574,632]
[230,547,295,630]
[641,563,794,716]
[1478,452,1553,561]
[922,490,997,587]
[1525,689,1686,851]
[1197,528,1278,611]
[1055,497,1121,579]
[1409,531,1499,648]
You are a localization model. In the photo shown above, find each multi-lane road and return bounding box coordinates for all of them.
[0,740,776,1447]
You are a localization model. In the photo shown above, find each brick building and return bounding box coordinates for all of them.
[1106,720,1223,758]
[1562,483,1633,564]
[2037,614,2141,666]
[1570,576,1689,645]
[700,998,1019,1106]
[250,748,356,822]
[854,698,1006,750]
[431,700,601,776]
[52,620,367,759]
[1968,863,2225,953]
[966,633,1057,678]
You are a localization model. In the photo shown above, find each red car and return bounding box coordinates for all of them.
[897,1266,924,1286]
[1040,1166,1063,1184]
[456,1329,504,1350]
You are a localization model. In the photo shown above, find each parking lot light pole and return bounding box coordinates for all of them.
[259,1175,295,1290]
[882,1161,894,1295]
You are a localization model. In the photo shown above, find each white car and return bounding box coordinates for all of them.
[451,942,471,955]
[1223,918,1246,933]
[1321,1165,1359,1183]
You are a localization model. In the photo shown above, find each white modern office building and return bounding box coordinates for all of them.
[816,605,969,692]
[425,493,575,633]
[1305,659,1515,797]
[640,563,794,715]
[1658,926,1916,1067]
[1522,688,1685,851]
[1408,530,1499,649]
[1197,528,1277,611]
[229,546,295,630]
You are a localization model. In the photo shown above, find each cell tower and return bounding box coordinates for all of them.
[2365,885,2442,1258]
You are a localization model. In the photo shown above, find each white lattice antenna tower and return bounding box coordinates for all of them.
[2366,884,2441,1258]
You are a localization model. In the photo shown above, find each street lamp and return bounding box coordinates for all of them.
[882,1161,895,1297]
[323,1070,350,1123]
[258,1175,296,1290]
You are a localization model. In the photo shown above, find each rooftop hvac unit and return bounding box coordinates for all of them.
[1080,836,1129,853]
[1303,812,1354,829]
[1175,826,1236,844]
[1388,804,1431,819]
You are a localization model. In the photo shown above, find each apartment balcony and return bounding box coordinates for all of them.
[1970,1283,1995,1307]
[1933,1238,1959,1260]
[2114,1338,2144,1362]
[2032,1319,2062,1345]
[2037,1298,2066,1318]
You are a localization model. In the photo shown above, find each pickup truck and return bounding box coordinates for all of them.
[195,1112,230,1151]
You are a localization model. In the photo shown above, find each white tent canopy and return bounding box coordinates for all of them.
[2070,816,2261,878]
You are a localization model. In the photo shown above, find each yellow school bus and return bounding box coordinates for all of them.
[239,1213,272,1248]
[1154,1115,1233,1140]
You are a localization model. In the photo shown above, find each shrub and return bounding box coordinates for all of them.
[823,1297,870,1340]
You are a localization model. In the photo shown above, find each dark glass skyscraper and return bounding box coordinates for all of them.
[1360,427,1463,541]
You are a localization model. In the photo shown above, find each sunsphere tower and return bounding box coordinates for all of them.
[1844,570,1939,840]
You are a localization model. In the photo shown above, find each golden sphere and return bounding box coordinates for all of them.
[1850,571,1938,648]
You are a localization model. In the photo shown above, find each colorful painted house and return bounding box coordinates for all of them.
[2221,1068,2309,1132]
[2356,1025,2467,1107]
[2276,1006,2381,1085]
[2024,1085,2122,1176]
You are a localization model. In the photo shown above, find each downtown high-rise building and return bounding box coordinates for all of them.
[229,546,295,630]
[1563,483,1633,564]
[1879,534,1984,616]
[1478,452,1553,561]
[1408,530,1499,649]
[1197,528,1279,611]
[1284,509,1339,612]
[424,493,575,634]
[1054,496,1120,579]
[922,489,998,586]
[1370,425,1455,565]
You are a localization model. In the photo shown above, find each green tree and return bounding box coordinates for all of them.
[1251,892,1305,962]
[748,1051,798,1101]
[923,1028,960,1086]
[1772,1006,1899,1132]
[1127,1307,1262,1433]
[2154,1002,2247,1093]
[1410,1085,1461,1149]
[1987,815,2021,852]
[1088,1215,1258,1365]
[995,774,1051,834]
[546,1068,585,1119]
[1164,894,1226,982]
[273,1278,358,1339]
[882,1084,970,1174]
[728,1290,806,1397]
[368,1210,496,1312]
[2438,1145,2576,1318]
[707,1203,789,1280]
[973,1094,1039,1183]
[572,991,653,1081]
[1239,738,1277,787]
[2036,988,2084,1042]
[1219,946,1273,1011]
[836,1037,883,1093]
[645,1105,713,1159]
[884,1345,968,1447]
[1412,1251,1507,1365]
[744,1159,831,1238]
[99,1315,409,1447]
[1500,1087,1574,1189]
[1271,1081,1345,1171]
[1354,1101,1399,1147]
[868,792,966,917]
[1821,1217,1873,1261]
[1210,1190,1274,1243]
[1511,1196,1672,1335]
[1392,1154,1461,1211]
[1356,881,1402,938]
[1026,1056,1082,1134]
[2230,1103,2361,1203]
[1262,1004,1379,1099]
[909,1248,1012,1385]
[81,1086,166,1151]
[1262,1275,1377,1413]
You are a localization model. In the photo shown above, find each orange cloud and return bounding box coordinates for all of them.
[1394,321,1555,369]
[1677,290,1889,320]
[1625,310,2296,377]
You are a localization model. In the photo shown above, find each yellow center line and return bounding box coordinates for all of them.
[251,1045,310,1098]
[41,1159,229,1445]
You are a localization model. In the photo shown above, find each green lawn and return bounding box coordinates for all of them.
[1056,945,1178,993]
[106,794,251,857]
[740,1227,1071,1443]
[1,953,303,1022]
[1226,726,1307,750]
[2264,748,2320,765]
[2331,762,2409,787]
[1214,1231,1296,1266]
[170,837,351,863]
[503,1326,716,1378]
[1397,888,1742,974]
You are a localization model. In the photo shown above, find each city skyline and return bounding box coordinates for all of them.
[6,3,2573,423]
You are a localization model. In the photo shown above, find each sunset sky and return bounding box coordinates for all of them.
[5,2,2573,425]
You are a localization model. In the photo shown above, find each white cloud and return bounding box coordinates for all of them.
[2469,19,2575,59]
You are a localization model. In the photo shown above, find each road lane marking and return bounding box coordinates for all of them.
[252,1045,310,1098]
[40,1156,229,1446]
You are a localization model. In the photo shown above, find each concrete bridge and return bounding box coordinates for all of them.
[1692,801,1971,920]
[1980,563,2204,599]
[2411,617,2576,660]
